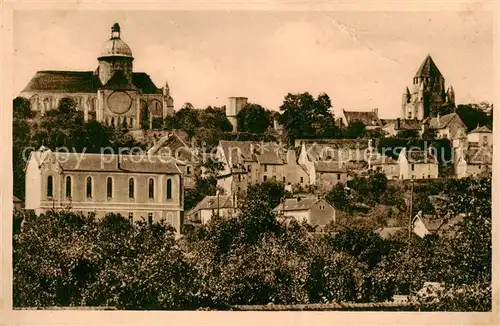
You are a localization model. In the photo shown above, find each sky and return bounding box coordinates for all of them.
[13,10,493,118]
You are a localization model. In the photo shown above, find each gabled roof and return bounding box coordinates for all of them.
[314,161,346,173]
[469,125,492,134]
[103,71,137,90]
[463,147,492,165]
[219,141,285,167]
[187,195,237,216]
[371,153,398,165]
[31,149,181,174]
[21,70,161,94]
[343,109,383,126]
[414,55,443,78]
[383,119,422,131]
[272,196,326,212]
[426,112,464,130]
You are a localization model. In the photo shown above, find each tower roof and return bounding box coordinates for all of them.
[99,23,133,59]
[414,55,442,78]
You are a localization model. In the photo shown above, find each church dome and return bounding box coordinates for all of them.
[98,23,133,59]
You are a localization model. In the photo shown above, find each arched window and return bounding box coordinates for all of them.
[166,178,172,200]
[148,178,155,199]
[130,117,134,128]
[65,176,72,198]
[111,117,115,127]
[86,176,92,198]
[47,176,53,198]
[106,177,113,198]
[128,178,135,198]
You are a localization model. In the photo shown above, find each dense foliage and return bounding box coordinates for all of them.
[13,178,491,311]
[236,103,272,134]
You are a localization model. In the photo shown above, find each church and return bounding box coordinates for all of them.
[19,23,174,129]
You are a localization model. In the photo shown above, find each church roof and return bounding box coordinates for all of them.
[414,55,443,78]
[103,71,137,90]
[21,70,161,94]
[343,109,383,126]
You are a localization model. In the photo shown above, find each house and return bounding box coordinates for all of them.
[13,196,23,211]
[147,130,200,189]
[455,147,493,178]
[467,125,493,147]
[397,148,439,179]
[25,146,184,233]
[370,153,399,180]
[424,112,466,140]
[186,194,238,224]
[273,196,336,229]
[375,227,405,240]
[216,140,289,195]
[381,118,422,137]
[337,108,383,130]
[297,139,372,190]
[412,211,463,238]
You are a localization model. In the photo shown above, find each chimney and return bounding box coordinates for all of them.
[396,118,401,130]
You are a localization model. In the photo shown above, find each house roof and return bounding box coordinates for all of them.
[469,125,492,134]
[343,109,383,126]
[32,149,181,174]
[148,131,198,163]
[219,141,285,167]
[296,138,369,149]
[21,70,161,94]
[383,119,422,131]
[314,161,347,173]
[414,55,443,78]
[102,70,137,91]
[273,196,326,212]
[463,147,493,165]
[187,195,237,216]
[426,112,464,130]
[371,154,398,165]
[405,149,438,164]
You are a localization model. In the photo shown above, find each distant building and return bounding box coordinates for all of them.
[225,97,248,132]
[370,153,399,180]
[455,147,493,178]
[25,147,184,232]
[19,23,174,128]
[337,108,383,130]
[147,131,200,189]
[397,148,439,179]
[467,125,493,147]
[424,112,466,140]
[381,118,422,137]
[412,211,463,238]
[401,55,455,120]
[273,196,336,228]
[186,194,238,224]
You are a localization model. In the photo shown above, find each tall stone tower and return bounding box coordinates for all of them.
[401,55,455,120]
[226,97,248,132]
[97,23,134,86]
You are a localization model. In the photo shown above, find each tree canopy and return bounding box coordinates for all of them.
[236,103,272,134]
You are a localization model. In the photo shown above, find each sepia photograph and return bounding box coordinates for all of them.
[3,2,496,319]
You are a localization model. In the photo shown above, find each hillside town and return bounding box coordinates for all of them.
[12,22,492,311]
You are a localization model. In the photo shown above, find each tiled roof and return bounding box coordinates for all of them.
[296,139,369,149]
[21,70,161,94]
[219,141,285,166]
[314,161,346,173]
[272,197,321,212]
[464,147,492,165]
[426,112,464,130]
[187,195,236,216]
[371,154,398,165]
[405,150,438,164]
[103,70,137,91]
[414,55,443,78]
[383,119,422,131]
[469,125,492,134]
[343,110,382,126]
[33,150,181,174]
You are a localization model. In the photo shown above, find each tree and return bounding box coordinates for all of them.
[247,180,289,210]
[174,106,200,137]
[326,183,350,211]
[236,103,272,134]
[279,92,338,144]
[13,97,32,119]
[456,103,493,131]
[199,106,233,132]
[343,121,366,139]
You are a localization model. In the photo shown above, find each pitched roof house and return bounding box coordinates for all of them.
[337,109,383,130]
[424,112,466,140]
[397,148,439,180]
[455,147,493,178]
[186,195,238,224]
[273,196,336,229]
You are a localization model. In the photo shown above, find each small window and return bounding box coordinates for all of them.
[166,178,172,199]
[479,165,482,169]
[47,176,53,198]
[337,174,341,180]
[65,176,72,198]
[86,176,92,198]
[300,177,304,183]
[187,166,192,175]
[411,164,415,171]
[428,175,431,179]
[148,178,155,199]
[106,177,113,198]
[128,178,135,199]
[264,165,268,172]
[128,212,133,223]
[148,212,153,225]
[263,175,267,182]
[283,176,286,183]
[247,165,251,172]
[238,174,242,182]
